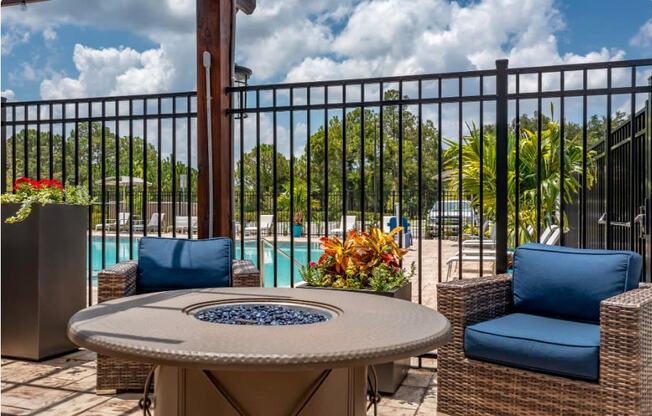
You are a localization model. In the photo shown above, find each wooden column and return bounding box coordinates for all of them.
[196,0,233,238]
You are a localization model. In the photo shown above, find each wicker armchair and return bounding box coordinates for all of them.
[437,274,652,416]
[96,258,260,393]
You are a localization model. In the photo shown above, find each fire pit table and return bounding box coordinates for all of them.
[68,287,451,416]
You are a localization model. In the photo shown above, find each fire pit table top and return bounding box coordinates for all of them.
[68,287,451,371]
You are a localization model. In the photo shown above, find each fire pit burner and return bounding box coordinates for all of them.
[195,303,330,326]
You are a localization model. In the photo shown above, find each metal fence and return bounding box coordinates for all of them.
[1,92,197,304]
[3,58,652,306]
[228,58,652,290]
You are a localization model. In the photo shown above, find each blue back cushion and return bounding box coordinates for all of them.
[137,237,232,293]
[513,243,641,323]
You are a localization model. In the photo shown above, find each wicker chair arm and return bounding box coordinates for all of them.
[437,274,512,324]
[232,259,261,287]
[98,260,138,303]
[600,284,652,406]
[437,274,512,360]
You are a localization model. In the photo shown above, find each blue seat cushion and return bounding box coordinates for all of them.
[137,237,232,293]
[513,243,641,323]
[464,313,600,381]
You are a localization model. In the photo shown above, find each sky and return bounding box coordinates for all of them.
[1,0,652,102]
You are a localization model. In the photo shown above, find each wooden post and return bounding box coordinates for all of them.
[196,0,234,239]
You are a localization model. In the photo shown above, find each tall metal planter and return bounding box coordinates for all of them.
[1,203,87,360]
[297,281,412,393]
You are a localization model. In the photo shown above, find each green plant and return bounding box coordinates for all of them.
[444,111,595,245]
[1,177,93,223]
[300,227,414,291]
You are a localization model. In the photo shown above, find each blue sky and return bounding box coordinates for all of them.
[1,0,651,101]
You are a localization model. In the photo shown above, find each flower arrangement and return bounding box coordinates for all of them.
[0,177,93,223]
[300,227,414,292]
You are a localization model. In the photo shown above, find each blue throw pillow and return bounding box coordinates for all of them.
[137,237,232,293]
[512,243,641,323]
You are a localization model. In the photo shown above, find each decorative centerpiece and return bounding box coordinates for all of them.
[299,226,414,393]
[195,303,330,326]
[1,177,92,360]
[300,226,414,293]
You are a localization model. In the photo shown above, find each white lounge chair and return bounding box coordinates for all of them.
[382,215,394,233]
[243,215,274,236]
[95,212,130,232]
[462,221,496,249]
[169,216,198,234]
[446,224,561,280]
[133,213,165,233]
[331,215,357,236]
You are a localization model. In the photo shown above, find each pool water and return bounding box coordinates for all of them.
[89,237,323,287]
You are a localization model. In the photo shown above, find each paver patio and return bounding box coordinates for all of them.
[1,352,441,415]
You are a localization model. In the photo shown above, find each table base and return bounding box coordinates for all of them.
[154,366,368,416]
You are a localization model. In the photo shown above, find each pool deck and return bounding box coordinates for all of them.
[1,352,442,415]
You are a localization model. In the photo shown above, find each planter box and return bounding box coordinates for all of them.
[1,204,87,360]
[297,281,412,393]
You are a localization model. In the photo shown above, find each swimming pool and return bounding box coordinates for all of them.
[89,236,323,287]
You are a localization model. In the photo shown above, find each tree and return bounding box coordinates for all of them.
[444,111,597,245]
[6,122,198,195]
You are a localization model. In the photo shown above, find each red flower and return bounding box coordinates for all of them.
[12,177,64,192]
[309,261,317,268]
[38,179,63,189]
[14,177,36,191]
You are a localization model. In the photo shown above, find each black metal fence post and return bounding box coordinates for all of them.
[646,76,652,282]
[495,59,509,273]
[1,97,7,193]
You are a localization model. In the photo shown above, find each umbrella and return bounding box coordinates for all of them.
[96,176,151,204]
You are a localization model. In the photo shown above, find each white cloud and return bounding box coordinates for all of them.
[285,0,625,83]
[42,27,57,42]
[21,63,38,81]
[631,19,652,49]
[39,44,175,99]
[1,89,15,101]
[0,0,636,101]
[1,29,30,55]
[2,0,197,98]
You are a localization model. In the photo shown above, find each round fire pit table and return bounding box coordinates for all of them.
[68,287,451,416]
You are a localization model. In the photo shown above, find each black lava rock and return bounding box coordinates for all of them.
[195,304,329,326]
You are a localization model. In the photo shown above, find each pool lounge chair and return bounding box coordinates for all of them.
[445,225,561,280]
[382,215,394,233]
[94,212,130,232]
[168,216,198,234]
[461,221,496,249]
[331,215,356,236]
[243,214,274,236]
[133,213,165,233]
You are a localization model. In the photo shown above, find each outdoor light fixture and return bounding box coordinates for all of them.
[234,64,252,118]
[234,64,252,85]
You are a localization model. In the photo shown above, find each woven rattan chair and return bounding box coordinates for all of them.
[96,257,260,393]
[437,272,652,415]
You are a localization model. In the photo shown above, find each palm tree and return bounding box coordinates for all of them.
[444,114,596,245]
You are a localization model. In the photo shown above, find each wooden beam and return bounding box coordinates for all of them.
[196,0,233,239]
[1,0,50,7]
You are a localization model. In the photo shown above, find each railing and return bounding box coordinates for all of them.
[3,58,652,307]
[1,92,198,304]
[227,58,652,295]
